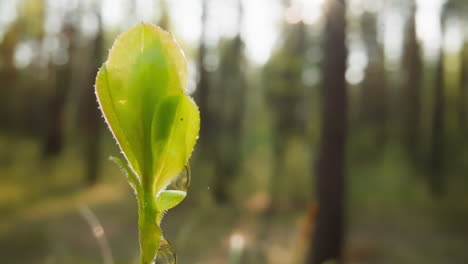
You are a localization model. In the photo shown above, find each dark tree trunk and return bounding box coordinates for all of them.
[429,47,445,197]
[459,43,468,135]
[0,22,19,130]
[402,3,422,160]
[212,0,246,203]
[428,8,448,197]
[158,0,170,30]
[212,39,246,203]
[195,0,212,144]
[264,21,307,208]
[80,12,104,186]
[307,0,347,263]
[360,11,388,147]
[42,24,75,157]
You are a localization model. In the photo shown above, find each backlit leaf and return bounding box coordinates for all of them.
[95,23,199,194]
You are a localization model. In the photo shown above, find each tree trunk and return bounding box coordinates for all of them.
[428,7,448,197]
[307,0,347,263]
[360,11,388,147]
[212,0,246,204]
[429,47,445,197]
[0,22,19,130]
[402,3,422,160]
[459,43,467,135]
[263,21,307,208]
[42,24,75,157]
[195,0,211,143]
[80,11,103,186]
[158,0,170,30]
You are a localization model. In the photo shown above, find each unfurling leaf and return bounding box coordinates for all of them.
[96,22,199,195]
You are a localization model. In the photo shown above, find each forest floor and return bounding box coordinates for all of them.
[1,136,468,264]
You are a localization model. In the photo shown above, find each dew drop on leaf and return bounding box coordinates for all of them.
[167,164,191,193]
[155,238,176,264]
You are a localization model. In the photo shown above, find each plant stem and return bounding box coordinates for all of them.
[138,191,162,264]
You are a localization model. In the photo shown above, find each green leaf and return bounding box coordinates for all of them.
[95,23,199,194]
[156,190,187,212]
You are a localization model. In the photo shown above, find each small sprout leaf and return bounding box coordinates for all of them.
[109,156,141,192]
[156,190,187,212]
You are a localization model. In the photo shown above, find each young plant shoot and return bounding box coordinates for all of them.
[95,23,200,264]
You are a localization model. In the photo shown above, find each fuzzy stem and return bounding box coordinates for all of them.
[138,191,162,264]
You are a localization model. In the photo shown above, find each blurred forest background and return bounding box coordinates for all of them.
[1,0,468,263]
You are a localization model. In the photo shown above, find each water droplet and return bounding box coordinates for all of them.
[155,238,176,264]
[167,163,191,193]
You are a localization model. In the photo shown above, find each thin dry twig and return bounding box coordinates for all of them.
[78,204,115,264]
